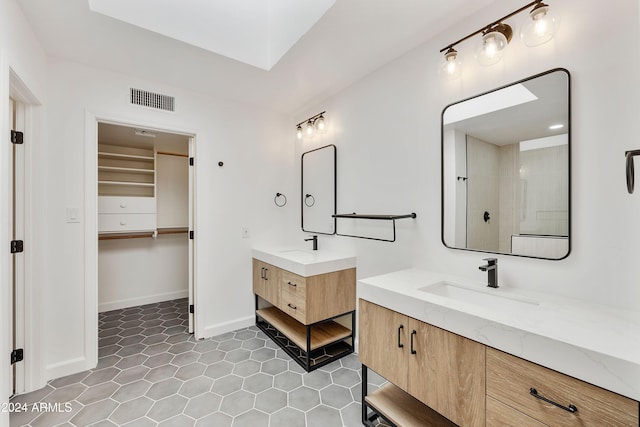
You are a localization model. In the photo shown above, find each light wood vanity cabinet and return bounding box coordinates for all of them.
[359,299,640,427]
[359,300,485,427]
[252,259,281,308]
[253,258,356,371]
[486,348,640,427]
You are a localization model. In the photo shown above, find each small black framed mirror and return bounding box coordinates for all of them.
[302,144,336,235]
[441,68,570,259]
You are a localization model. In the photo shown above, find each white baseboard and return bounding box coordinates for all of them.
[44,356,89,383]
[199,315,255,340]
[99,290,189,313]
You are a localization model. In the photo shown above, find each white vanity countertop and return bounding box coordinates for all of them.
[358,268,640,401]
[252,247,356,277]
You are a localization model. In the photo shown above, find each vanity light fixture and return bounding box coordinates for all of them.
[295,111,326,140]
[439,0,559,78]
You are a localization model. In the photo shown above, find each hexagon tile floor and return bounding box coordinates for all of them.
[9,298,389,427]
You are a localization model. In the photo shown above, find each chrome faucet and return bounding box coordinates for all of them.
[305,235,318,251]
[479,258,498,288]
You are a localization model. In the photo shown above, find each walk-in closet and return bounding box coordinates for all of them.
[97,123,191,321]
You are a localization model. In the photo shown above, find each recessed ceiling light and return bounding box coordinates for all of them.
[549,124,564,130]
[134,129,157,138]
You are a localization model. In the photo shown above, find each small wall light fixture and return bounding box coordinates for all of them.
[439,0,559,78]
[295,111,326,140]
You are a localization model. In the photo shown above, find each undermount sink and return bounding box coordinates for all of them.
[419,281,539,311]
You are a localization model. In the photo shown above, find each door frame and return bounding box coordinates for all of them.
[84,112,198,369]
[5,67,41,396]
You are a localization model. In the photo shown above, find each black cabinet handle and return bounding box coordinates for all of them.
[529,388,577,413]
[288,281,297,287]
[287,303,297,310]
[410,330,417,354]
[264,268,268,280]
[260,268,265,279]
[397,325,404,348]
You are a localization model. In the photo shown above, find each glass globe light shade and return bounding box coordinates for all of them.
[475,28,509,66]
[439,48,462,80]
[305,120,314,137]
[296,125,303,140]
[315,115,326,132]
[520,3,560,46]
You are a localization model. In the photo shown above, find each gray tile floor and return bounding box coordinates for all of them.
[10,298,387,426]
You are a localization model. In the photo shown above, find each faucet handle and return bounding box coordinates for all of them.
[482,258,498,265]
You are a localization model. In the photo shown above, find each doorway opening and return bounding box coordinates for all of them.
[96,122,196,340]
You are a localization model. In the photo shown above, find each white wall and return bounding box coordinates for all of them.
[41,58,297,381]
[0,1,47,424]
[294,0,640,311]
[98,235,189,312]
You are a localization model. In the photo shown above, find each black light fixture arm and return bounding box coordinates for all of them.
[439,0,544,53]
[296,111,326,128]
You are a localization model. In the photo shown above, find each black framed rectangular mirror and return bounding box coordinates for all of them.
[302,144,336,235]
[441,68,570,260]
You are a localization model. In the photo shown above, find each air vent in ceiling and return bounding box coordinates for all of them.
[130,88,175,112]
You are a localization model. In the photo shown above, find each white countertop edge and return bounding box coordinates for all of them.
[357,269,640,401]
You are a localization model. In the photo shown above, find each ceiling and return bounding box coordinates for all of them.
[17,0,496,114]
[87,0,336,71]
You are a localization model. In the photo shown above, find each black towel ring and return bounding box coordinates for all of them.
[274,193,287,207]
[304,194,315,207]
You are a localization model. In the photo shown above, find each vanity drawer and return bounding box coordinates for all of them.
[281,271,306,297]
[486,348,639,427]
[280,271,307,322]
[486,396,546,427]
[280,293,306,323]
[99,196,156,214]
[98,213,156,232]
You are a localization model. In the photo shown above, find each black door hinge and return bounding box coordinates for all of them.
[189,157,194,166]
[11,349,24,364]
[189,231,194,240]
[11,130,24,145]
[189,304,194,314]
[10,240,24,254]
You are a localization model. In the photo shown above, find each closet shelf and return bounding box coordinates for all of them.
[332,212,417,243]
[98,181,155,187]
[98,166,155,174]
[98,231,155,240]
[157,227,189,235]
[98,151,154,161]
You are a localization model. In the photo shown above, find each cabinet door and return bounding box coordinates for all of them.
[408,319,485,427]
[252,260,280,306]
[359,300,409,391]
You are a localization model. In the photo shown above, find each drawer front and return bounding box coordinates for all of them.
[99,196,156,214]
[99,213,156,232]
[280,271,306,322]
[486,396,547,427]
[487,348,639,427]
[281,271,307,299]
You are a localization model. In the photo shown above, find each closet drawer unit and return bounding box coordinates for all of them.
[486,348,639,427]
[280,271,307,323]
[98,196,156,214]
[98,213,156,233]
